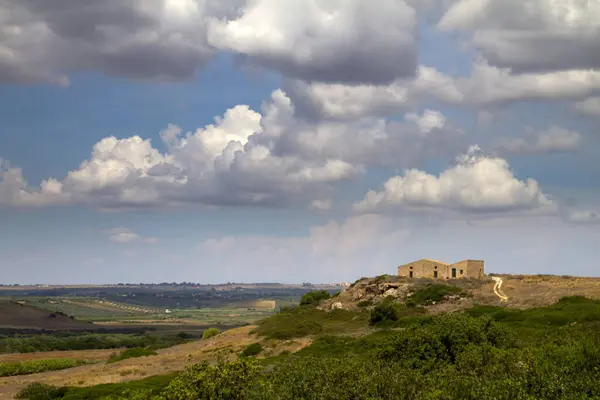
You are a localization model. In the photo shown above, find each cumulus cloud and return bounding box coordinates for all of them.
[0,92,364,210]
[207,0,418,84]
[355,145,555,215]
[262,92,466,169]
[106,228,158,244]
[494,126,582,155]
[0,0,420,85]
[0,0,246,85]
[575,97,600,117]
[438,0,600,73]
[285,60,600,118]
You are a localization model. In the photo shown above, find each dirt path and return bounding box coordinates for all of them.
[491,277,508,302]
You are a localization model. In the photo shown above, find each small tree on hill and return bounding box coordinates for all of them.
[300,290,331,306]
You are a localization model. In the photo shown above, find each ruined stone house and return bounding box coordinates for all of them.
[398,258,484,279]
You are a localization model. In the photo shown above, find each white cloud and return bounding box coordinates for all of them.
[438,0,600,73]
[207,0,418,84]
[564,209,600,224]
[494,126,582,155]
[355,145,555,215]
[0,92,363,210]
[106,228,158,244]
[285,60,600,117]
[404,109,446,134]
[575,97,600,117]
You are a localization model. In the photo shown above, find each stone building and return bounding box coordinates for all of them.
[397,258,484,279]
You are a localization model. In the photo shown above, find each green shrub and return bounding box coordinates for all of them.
[240,343,262,357]
[176,332,193,340]
[202,327,220,339]
[357,300,373,308]
[0,359,87,377]
[406,284,464,307]
[0,332,184,354]
[160,359,263,400]
[299,290,331,306]
[253,307,367,340]
[15,383,68,400]
[107,347,157,364]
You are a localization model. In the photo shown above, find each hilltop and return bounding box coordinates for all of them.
[0,301,95,332]
[319,273,600,312]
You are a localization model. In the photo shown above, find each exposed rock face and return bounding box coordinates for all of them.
[320,276,412,311]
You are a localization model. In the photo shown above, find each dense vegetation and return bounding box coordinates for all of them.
[107,347,158,364]
[298,290,331,306]
[0,332,190,354]
[202,328,220,339]
[0,358,87,377]
[405,283,469,307]
[240,343,262,358]
[16,296,600,399]
[251,307,368,340]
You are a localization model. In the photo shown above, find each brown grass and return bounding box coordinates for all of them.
[0,325,312,399]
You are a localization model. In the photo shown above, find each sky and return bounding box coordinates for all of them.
[1,0,600,284]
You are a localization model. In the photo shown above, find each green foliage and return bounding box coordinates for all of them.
[159,359,264,400]
[107,347,157,363]
[0,358,87,377]
[176,332,193,339]
[406,283,465,307]
[202,328,221,339]
[202,327,220,339]
[369,299,428,327]
[0,332,187,354]
[299,290,331,306]
[15,383,68,400]
[18,297,600,400]
[253,307,367,340]
[240,343,262,358]
[17,373,177,400]
[356,300,372,308]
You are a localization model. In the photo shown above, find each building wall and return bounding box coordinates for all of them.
[397,259,450,279]
[398,259,485,279]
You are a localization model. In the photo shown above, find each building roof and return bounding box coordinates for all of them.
[422,258,449,265]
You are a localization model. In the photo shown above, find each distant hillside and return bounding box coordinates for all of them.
[0,301,94,331]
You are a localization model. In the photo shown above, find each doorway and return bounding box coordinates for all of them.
[451,268,457,278]
[434,271,438,278]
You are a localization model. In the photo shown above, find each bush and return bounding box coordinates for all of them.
[15,383,68,400]
[240,343,263,358]
[176,332,193,340]
[107,347,157,364]
[299,290,331,306]
[357,300,373,308]
[406,284,464,307]
[253,307,366,340]
[0,359,87,377]
[160,359,263,400]
[369,301,401,326]
[202,327,220,340]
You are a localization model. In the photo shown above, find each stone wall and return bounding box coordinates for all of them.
[398,259,450,279]
[398,259,484,279]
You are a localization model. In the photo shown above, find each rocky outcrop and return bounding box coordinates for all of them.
[319,276,412,311]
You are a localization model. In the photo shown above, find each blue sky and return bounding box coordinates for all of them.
[1,0,599,284]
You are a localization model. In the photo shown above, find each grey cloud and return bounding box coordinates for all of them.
[439,0,600,73]
[493,126,582,155]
